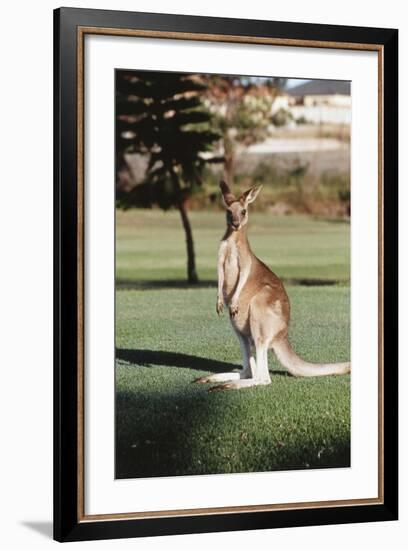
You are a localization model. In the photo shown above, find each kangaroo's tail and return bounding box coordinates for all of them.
[272,337,350,377]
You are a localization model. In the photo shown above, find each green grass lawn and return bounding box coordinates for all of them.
[116,210,350,286]
[115,209,350,478]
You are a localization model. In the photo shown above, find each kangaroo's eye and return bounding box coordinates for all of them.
[241,209,247,216]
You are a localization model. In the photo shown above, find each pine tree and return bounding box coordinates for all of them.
[116,71,220,283]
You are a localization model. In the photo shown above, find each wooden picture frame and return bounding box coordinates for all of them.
[54,7,398,542]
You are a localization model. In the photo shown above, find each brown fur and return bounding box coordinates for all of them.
[221,225,289,340]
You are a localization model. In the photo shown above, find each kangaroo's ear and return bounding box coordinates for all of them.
[220,181,236,207]
[242,185,263,205]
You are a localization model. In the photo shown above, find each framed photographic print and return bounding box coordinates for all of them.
[54,7,398,542]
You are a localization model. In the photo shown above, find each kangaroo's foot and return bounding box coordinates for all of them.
[194,372,241,384]
[194,366,253,384]
[209,378,271,391]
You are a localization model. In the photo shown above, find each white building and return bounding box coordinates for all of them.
[287,80,351,125]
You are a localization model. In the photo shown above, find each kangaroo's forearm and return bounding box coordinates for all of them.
[217,264,224,298]
[216,249,226,315]
[217,243,227,299]
[231,260,251,304]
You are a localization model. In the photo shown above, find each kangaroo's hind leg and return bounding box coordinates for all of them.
[210,290,285,391]
[208,290,279,391]
[212,339,271,390]
[250,287,288,384]
[194,333,255,385]
[237,332,257,379]
[208,334,264,391]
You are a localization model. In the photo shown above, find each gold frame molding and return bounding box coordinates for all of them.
[76,26,384,523]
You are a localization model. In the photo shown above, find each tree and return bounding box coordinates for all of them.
[116,71,220,283]
[204,76,286,182]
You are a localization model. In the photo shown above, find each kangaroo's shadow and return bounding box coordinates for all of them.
[116,348,237,373]
[116,348,289,376]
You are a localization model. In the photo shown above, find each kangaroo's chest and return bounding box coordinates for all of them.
[222,241,240,296]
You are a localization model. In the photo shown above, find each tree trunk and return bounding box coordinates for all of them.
[177,201,199,284]
[223,136,235,184]
[224,151,235,184]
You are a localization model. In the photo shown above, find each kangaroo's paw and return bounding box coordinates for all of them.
[216,299,224,316]
[229,303,239,317]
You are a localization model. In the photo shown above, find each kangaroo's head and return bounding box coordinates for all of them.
[220,181,262,231]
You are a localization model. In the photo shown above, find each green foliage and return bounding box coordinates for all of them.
[295,115,309,125]
[338,189,351,203]
[228,158,350,216]
[271,107,294,127]
[116,71,220,210]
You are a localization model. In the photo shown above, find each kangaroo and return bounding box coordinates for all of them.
[195,181,351,391]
